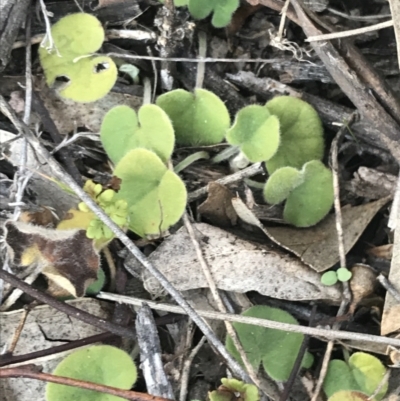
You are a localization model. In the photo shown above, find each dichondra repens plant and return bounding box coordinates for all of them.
[39,13,117,103]
[46,345,137,401]
[226,305,313,382]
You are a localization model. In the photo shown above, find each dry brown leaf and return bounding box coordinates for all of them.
[38,81,142,134]
[265,197,390,272]
[198,182,237,227]
[125,223,342,303]
[367,244,393,260]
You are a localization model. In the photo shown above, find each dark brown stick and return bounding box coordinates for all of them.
[0,365,173,401]
[0,268,136,339]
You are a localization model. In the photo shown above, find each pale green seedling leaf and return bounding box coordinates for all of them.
[324,360,360,397]
[226,105,280,162]
[114,149,187,237]
[86,267,105,295]
[321,271,338,286]
[188,0,240,28]
[328,391,369,401]
[337,267,352,282]
[265,96,324,174]
[209,378,259,401]
[323,353,388,401]
[46,345,137,401]
[263,166,303,204]
[156,88,230,146]
[283,160,334,227]
[226,305,313,382]
[101,104,174,164]
[349,352,388,400]
[39,13,117,103]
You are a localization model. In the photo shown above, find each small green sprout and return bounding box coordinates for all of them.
[209,378,259,401]
[323,352,388,401]
[100,104,175,165]
[159,0,239,27]
[264,96,325,174]
[114,148,187,237]
[264,160,334,227]
[226,305,313,382]
[39,13,117,103]
[156,88,230,146]
[46,345,137,401]
[226,105,280,163]
[321,267,352,286]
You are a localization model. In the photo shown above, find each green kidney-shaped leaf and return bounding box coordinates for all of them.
[156,88,230,146]
[324,353,388,401]
[282,160,333,227]
[263,166,303,204]
[39,13,117,103]
[101,104,174,164]
[209,378,259,401]
[264,96,324,174]
[324,360,360,397]
[188,0,240,28]
[226,105,280,163]
[226,305,313,382]
[321,271,338,286]
[337,267,352,282]
[349,352,388,400]
[114,149,187,237]
[46,345,137,401]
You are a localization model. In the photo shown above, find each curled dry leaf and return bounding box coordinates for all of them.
[198,182,238,227]
[266,197,391,272]
[3,221,100,297]
[125,223,342,303]
[349,264,376,314]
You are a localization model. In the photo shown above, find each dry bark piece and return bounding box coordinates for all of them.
[125,223,342,303]
[0,0,30,71]
[198,182,238,227]
[266,197,390,272]
[0,299,112,401]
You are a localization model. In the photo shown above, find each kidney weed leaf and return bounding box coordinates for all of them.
[100,104,175,165]
[321,271,339,286]
[226,305,313,382]
[323,352,388,401]
[156,88,230,146]
[209,378,259,401]
[226,105,280,163]
[264,160,334,227]
[46,345,137,401]
[39,13,117,103]
[264,96,324,174]
[114,148,187,237]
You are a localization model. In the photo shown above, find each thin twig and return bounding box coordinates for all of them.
[183,214,255,386]
[188,163,263,202]
[179,336,207,401]
[327,7,392,21]
[0,332,116,367]
[97,292,400,348]
[306,19,393,42]
[195,31,207,89]
[277,0,291,41]
[0,269,136,339]
[377,274,400,303]
[7,309,29,354]
[0,96,248,382]
[103,246,116,292]
[0,365,173,401]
